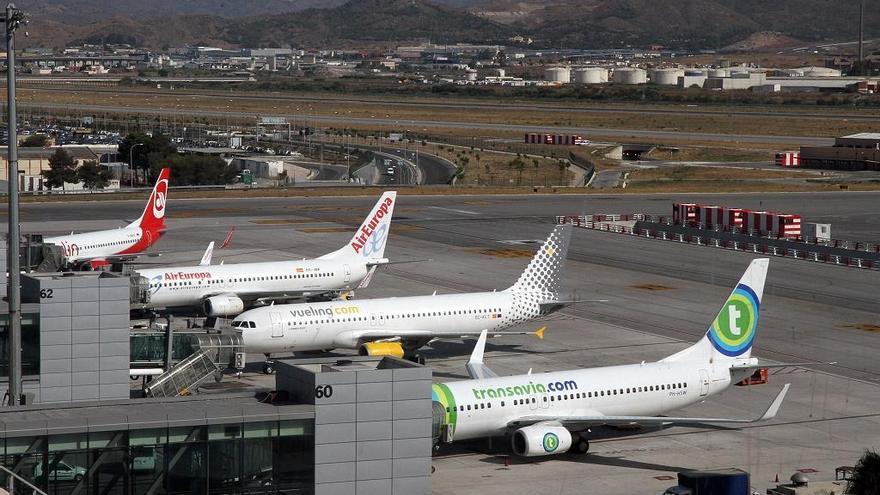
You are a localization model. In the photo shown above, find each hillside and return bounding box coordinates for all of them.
[223,0,512,47]
[19,0,880,50]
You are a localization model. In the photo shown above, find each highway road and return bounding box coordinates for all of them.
[18,101,837,147]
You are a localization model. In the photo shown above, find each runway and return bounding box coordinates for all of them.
[14,190,880,494]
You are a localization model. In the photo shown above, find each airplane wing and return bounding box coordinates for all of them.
[366,258,430,268]
[336,327,546,348]
[539,299,609,314]
[729,362,836,373]
[465,330,498,380]
[507,384,790,429]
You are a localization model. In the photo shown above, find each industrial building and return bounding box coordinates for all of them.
[799,133,880,171]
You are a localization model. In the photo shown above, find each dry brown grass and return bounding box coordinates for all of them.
[628,165,815,181]
[15,87,877,141]
[647,146,774,163]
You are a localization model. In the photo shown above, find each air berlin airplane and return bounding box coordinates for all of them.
[44,167,170,269]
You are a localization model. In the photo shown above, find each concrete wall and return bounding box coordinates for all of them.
[21,272,130,403]
[278,359,433,495]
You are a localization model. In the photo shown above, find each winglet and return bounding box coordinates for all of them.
[465,330,498,379]
[757,383,790,421]
[534,326,546,340]
[199,241,215,266]
[469,329,488,365]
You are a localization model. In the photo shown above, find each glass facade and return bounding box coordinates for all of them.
[0,313,41,377]
[0,419,314,495]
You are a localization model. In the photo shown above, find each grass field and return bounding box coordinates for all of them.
[627,165,814,181]
[13,87,878,141]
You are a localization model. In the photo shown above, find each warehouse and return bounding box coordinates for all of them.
[799,133,880,171]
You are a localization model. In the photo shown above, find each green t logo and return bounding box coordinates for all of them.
[727,304,742,336]
[543,433,559,452]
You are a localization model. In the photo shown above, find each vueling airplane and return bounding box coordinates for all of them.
[234,224,573,373]
[431,258,792,457]
[44,168,170,269]
[135,191,398,318]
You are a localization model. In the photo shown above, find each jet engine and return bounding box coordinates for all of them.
[359,342,405,358]
[510,423,572,457]
[203,295,245,317]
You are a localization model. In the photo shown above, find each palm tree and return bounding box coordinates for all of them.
[847,450,880,495]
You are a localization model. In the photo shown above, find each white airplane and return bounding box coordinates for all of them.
[234,224,573,373]
[135,191,399,319]
[431,258,791,457]
[44,167,170,269]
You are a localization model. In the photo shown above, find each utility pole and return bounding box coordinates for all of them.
[4,3,28,407]
[858,0,865,74]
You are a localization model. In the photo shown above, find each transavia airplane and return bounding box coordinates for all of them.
[44,168,170,269]
[431,258,793,457]
[234,224,574,373]
[135,191,399,319]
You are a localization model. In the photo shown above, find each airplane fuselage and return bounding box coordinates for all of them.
[138,259,369,310]
[436,359,749,441]
[238,291,533,353]
[45,227,159,263]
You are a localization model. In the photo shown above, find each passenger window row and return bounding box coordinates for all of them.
[446,382,689,413]
[149,271,337,289]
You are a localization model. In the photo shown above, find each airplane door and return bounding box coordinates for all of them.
[539,392,551,409]
[699,369,710,396]
[343,264,351,284]
[269,312,284,338]
[528,394,538,411]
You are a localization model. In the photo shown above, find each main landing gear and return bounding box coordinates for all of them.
[262,354,275,375]
[574,435,590,454]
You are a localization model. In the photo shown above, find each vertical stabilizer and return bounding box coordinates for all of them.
[506,224,572,297]
[127,167,170,231]
[320,191,397,261]
[663,258,769,363]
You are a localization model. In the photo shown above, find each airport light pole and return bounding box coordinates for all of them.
[129,142,143,188]
[4,3,27,407]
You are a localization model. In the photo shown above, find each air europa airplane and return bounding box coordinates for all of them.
[135,191,399,319]
[233,224,573,373]
[431,259,793,457]
[44,168,170,269]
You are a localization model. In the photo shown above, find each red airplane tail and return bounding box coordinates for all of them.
[128,167,170,232]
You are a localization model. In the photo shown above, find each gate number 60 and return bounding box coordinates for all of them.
[315,385,333,399]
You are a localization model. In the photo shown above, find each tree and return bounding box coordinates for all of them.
[41,148,78,191]
[509,157,526,186]
[558,160,569,185]
[76,161,113,190]
[21,134,49,147]
[847,450,880,495]
[118,132,177,185]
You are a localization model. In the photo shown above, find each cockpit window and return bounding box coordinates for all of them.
[249,321,256,328]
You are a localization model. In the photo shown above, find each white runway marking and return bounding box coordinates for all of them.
[428,206,479,215]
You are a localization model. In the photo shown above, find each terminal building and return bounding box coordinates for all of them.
[799,133,880,171]
[0,244,434,494]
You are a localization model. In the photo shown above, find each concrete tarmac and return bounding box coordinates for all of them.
[13,190,880,494]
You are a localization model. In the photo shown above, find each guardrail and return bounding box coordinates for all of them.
[556,215,879,270]
[0,465,49,495]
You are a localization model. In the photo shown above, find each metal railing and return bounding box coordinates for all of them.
[0,465,49,495]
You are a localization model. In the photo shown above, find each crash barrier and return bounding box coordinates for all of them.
[555,215,879,270]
